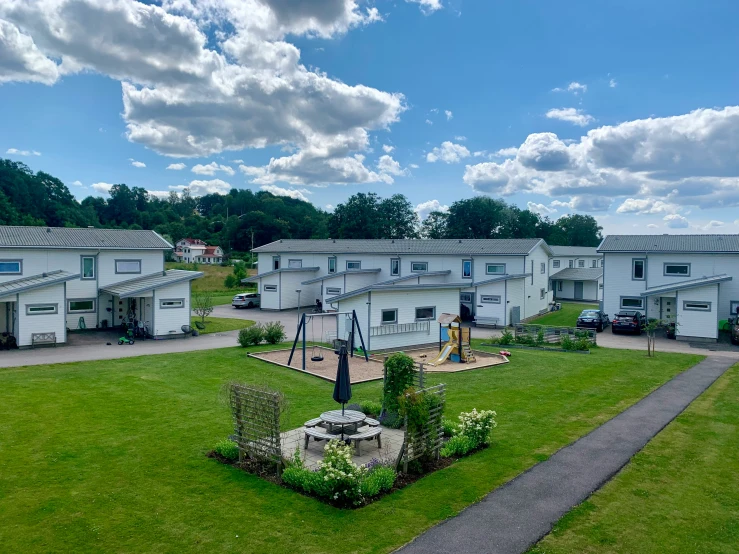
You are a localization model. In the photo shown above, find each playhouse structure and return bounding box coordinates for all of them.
[428,313,476,366]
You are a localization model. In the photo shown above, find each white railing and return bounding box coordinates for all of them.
[370,320,431,337]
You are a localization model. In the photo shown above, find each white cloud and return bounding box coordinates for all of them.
[71,180,84,187]
[454,136,467,141]
[173,179,231,196]
[260,184,311,202]
[526,201,556,215]
[426,141,470,163]
[406,0,443,14]
[6,148,40,156]
[616,198,678,215]
[495,147,518,157]
[192,162,235,176]
[409,163,419,169]
[415,199,448,220]
[231,159,244,164]
[91,182,113,195]
[0,0,403,187]
[0,20,59,85]
[551,200,573,209]
[664,214,689,229]
[377,155,409,178]
[609,78,617,88]
[702,220,724,230]
[166,163,187,170]
[325,204,334,212]
[147,190,172,200]
[546,108,595,127]
[382,144,395,154]
[552,81,587,94]
[735,219,739,226]
[445,110,453,120]
[425,119,433,125]
[647,223,659,229]
[129,159,146,168]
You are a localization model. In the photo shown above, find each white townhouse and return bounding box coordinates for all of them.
[247,239,554,351]
[0,226,202,347]
[598,235,739,342]
[549,246,603,302]
[174,238,224,264]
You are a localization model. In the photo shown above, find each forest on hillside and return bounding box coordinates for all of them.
[0,159,603,254]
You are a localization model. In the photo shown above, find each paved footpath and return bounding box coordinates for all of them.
[397,356,736,554]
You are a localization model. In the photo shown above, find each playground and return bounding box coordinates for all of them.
[249,347,386,383]
[379,346,508,373]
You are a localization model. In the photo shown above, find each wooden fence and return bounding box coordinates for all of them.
[397,384,446,473]
[513,323,597,345]
[229,383,283,475]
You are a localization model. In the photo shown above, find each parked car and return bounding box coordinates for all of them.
[611,311,645,335]
[576,309,610,332]
[232,292,260,309]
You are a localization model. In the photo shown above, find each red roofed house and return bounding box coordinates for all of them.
[175,238,224,264]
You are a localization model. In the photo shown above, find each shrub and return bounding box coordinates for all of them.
[263,321,286,344]
[514,334,536,346]
[383,353,416,416]
[457,408,497,447]
[535,328,545,346]
[574,336,591,351]
[213,438,239,460]
[440,435,475,457]
[498,329,514,345]
[487,335,500,345]
[317,440,366,505]
[378,411,403,429]
[442,417,458,438]
[360,466,396,497]
[359,400,382,417]
[560,333,575,351]
[238,324,265,347]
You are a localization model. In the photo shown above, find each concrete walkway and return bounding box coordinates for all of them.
[397,356,736,554]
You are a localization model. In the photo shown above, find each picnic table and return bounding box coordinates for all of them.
[304,410,382,455]
[319,409,365,433]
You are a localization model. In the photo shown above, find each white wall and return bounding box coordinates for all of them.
[676,284,719,340]
[550,256,602,272]
[258,274,280,310]
[17,283,67,346]
[522,243,552,318]
[602,253,647,317]
[553,279,600,302]
[506,278,525,325]
[152,280,191,337]
[473,281,507,324]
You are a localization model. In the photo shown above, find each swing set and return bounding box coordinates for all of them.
[288,310,369,371]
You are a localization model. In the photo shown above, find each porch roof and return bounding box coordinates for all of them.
[550,268,603,281]
[100,269,203,299]
[242,267,320,283]
[0,270,79,301]
[639,274,732,297]
[301,268,382,285]
[329,282,466,303]
[473,273,531,287]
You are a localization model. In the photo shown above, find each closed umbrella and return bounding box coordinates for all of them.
[333,345,352,417]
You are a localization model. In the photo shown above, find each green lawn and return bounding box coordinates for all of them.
[531,363,739,554]
[190,317,254,334]
[0,346,702,553]
[530,302,599,327]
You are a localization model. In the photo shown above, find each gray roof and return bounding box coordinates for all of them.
[301,268,382,285]
[253,238,549,256]
[473,273,531,286]
[242,267,320,283]
[373,270,452,286]
[0,270,79,300]
[0,226,172,250]
[639,274,732,297]
[550,268,603,281]
[549,246,600,257]
[598,235,739,253]
[100,269,202,298]
[329,282,467,303]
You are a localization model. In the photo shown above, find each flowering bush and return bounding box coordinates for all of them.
[318,440,367,505]
[457,408,497,448]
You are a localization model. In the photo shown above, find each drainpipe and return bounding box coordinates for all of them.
[366,291,371,352]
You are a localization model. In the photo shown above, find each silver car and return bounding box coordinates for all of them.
[232,292,260,309]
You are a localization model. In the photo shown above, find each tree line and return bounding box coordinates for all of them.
[0,158,603,253]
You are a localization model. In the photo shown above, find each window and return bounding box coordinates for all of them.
[600,259,604,267]
[346,260,361,270]
[485,263,506,275]
[115,259,141,274]
[552,260,560,269]
[288,259,302,268]
[325,287,342,295]
[460,292,473,303]
[664,263,691,277]
[381,309,398,324]
[683,301,711,311]
[557,280,563,292]
[480,295,501,304]
[159,299,184,309]
[411,262,428,273]
[462,260,472,279]
[263,284,277,292]
[272,256,280,270]
[540,262,546,274]
[328,257,337,274]
[26,303,57,315]
[0,259,22,274]
[540,288,546,300]
[569,260,574,268]
[578,259,585,268]
[632,259,645,280]
[591,259,598,268]
[390,258,400,276]
[68,299,96,313]
[731,300,739,317]
[620,296,645,310]
[79,256,96,279]
[415,306,435,320]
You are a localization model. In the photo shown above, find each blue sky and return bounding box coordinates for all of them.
[2,0,739,234]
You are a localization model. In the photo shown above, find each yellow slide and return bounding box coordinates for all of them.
[428,343,454,366]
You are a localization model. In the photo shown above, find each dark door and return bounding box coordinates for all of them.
[574,281,584,300]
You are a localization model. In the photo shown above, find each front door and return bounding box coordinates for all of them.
[460,292,474,321]
[660,297,674,322]
[574,281,584,300]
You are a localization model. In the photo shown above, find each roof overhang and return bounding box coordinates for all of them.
[0,270,80,301]
[329,282,466,303]
[473,273,531,287]
[100,270,203,299]
[242,267,320,283]
[301,268,382,285]
[550,268,603,281]
[639,274,732,297]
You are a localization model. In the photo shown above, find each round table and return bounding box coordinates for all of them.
[320,409,366,434]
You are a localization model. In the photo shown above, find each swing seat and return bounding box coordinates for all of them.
[311,355,324,362]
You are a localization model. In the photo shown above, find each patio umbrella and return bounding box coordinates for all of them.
[333,345,352,417]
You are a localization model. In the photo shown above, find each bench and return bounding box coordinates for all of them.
[304,417,323,428]
[364,418,380,427]
[31,332,57,348]
[304,427,337,449]
[346,427,382,455]
[474,317,499,329]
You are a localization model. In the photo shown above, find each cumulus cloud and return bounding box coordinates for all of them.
[166,162,187,170]
[147,190,171,200]
[609,78,617,88]
[382,144,395,153]
[409,163,419,169]
[415,199,448,220]
[71,180,84,187]
[445,110,453,120]
[192,162,235,176]
[526,202,556,215]
[552,81,587,94]
[129,159,146,168]
[6,148,40,156]
[425,119,433,125]
[426,141,470,163]
[616,198,678,215]
[91,182,113,195]
[377,155,409,178]
[546,108,595,127]
[0,19,59,85]
[702,220,725,230]
[647,224,659,229]
[260,184,311,202]
[0,0,404,187]
[173,179,231,196]
[664,214,689,229]
[406,0,443,14]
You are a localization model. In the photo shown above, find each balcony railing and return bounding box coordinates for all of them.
[370,320,431,337]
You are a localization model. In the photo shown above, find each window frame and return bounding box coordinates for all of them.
[325,287,342,295]
[462,260,472,279]
[159,298,185,309]
[115,259,142,274]
[591,259,598,268]
[410,261,428,273]
[0,259,22,275]
[632,258,646,281]
[414,306,436,321]
[540,288,546,300]
[620,296,645,310]
[328,256,337,274]
[682,300,711,312]
[540,262,546,274]
[263,284,277,292]
[552,259,560,269]
[26,303,58,316]
[67,298,96,313]
[390,258,400,276]
[381,308,398,325]
[272,255,280,270]
[80,255,96,280]
[485,263,506,275]
[568,260,574,268]
[578,259,585,268]
[287,259,303,268]
[663,263,691,277]
[558,280,563,292]
[480,295,501,304]
[459,292,473,303]
[346,260,361,270]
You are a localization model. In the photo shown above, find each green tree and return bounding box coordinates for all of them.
[554,214,603,246]
[377,194,419,238]
[444,197,510,238]
[420,211,448,238]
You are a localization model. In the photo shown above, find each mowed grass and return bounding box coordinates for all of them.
[0,346,702,553]
[190,317,254,334]
[165,262,256,294]
[531,363,739,554]
[530,302,599,327]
